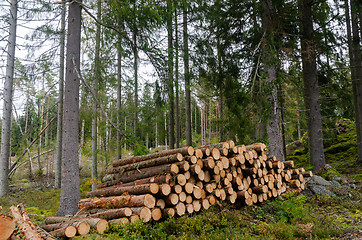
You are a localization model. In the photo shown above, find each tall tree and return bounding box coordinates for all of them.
[167,0,175,149]
[350,0,362,163]
[92,0,101,191]
[175,3,180,149]
[261,0,285,161]
[300,0,325,171]
[345,0,361,164]
[0,0,17,197]
[57,0,81,216]
[116,42,122,160]
[55,2,66,189]
[183,0,192,146]
[133,0,139,138]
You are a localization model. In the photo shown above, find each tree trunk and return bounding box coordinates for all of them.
[133,1,139,138]
[167,0,175,149]
[37,98,42,173]
[345,0,360,164]
[261,0,285,162]
[25,100,34,180]
[175,5,180,149]
[300,0,325,171]
[350,0,362,163]
[92,0,101,191]
[57,0,81,216]
[45,96,50,147]
[0,0,17,197]
[217,36,224,142]
[55,3,66,189]
[117,43,122,160]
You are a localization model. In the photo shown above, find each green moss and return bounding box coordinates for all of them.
[286,154,310,169]
[0,186,60,219]
[319,167,343,181]
[351,174,362,181]
[324,140,356,154]
[293,149,306,156]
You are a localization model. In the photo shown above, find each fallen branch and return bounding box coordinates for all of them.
[9,115,56,177]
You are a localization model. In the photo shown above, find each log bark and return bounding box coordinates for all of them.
[112,146,194,167]
[107,153,183,174]
[17,203,57,240]
[88,207,132,220]
[40,221,90,235]
[99,173,172,188]
[49,226,77,238]
[283,160,294,169]
[79,194,156,209]
[245,143,266,152]
[109,218,129,226]
[86,183,159,198]
[9,206,43,240]
[111,163,179,184]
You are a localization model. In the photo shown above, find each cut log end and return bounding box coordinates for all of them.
[130,215,140,223]
[0,215,15,240]
[50,226,77,238]
[77,221,91,235]
[96,219,109,234]
[139,207,152,223]
[144,194,157,209]
[151,208,162,221]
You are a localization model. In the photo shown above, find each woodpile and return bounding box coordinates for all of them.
[73,141,306,224]
[30,141,308,238]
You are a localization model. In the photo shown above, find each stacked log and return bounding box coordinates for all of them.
[65,141,306,224]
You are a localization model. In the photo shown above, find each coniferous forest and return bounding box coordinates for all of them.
[0,0,361,239]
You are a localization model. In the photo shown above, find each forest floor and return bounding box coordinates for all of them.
[0,119,361,239]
